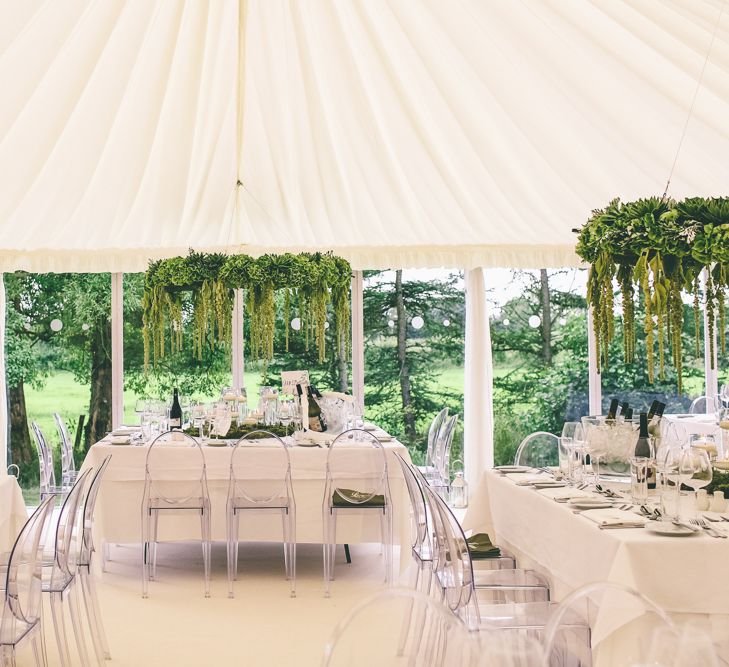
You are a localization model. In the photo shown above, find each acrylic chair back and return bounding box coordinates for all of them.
[54,412,76,485]
[422,484,475,618]
[433,414,458,483]
[1,496,56,647]
[80,455,112,567]
[325,429,391,507]
[228,430,292,505]
[514,431,559,468]
[541,581,676,666]
[322,588,475,667]
[394,453,429,557]
[689,395,717,415]
[425,408,448,469]
[31,421,56,496]
[144,431,208,505]
[48,468,92,591]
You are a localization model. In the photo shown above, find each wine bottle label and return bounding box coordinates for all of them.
[169,418,181,428]
[309,416,324,432]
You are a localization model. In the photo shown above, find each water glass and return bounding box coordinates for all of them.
[629,457,649,505]
[557,437,573,478]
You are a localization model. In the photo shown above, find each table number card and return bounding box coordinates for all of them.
[281,370,309,395]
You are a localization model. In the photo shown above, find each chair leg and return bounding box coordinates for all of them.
[281,511,290,581]
[151,510,159,581]
[227,507,237,599]
[2,645,17,667]
[343,544,351,564]
[285,507,296,598]
[201,507,211,598]
[68,582,91,667]
[80,567,111,662]
[31,635,43,667]
[142,508,150,599]
[50,591,72,667]
[101,542,109,573]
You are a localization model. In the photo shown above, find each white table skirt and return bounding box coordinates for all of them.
[463,470,729,662]
[81,439,412,570]
[0,475,27,553]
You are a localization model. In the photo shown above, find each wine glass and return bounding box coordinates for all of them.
[660,447,684,520]
[135,399,149,427]
[561,421,583,441]
[683,447,713,507]
[689,433,718,462]
[580,416,609,485]
[191,403,207,438]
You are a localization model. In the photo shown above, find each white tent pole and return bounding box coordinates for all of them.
[464,268,494,489]
[111,273,124,429]
[351,271,365,404]
[232,289,245,388]
[587,306,602,415]
[703,270,719,408]
[0,275,7,470]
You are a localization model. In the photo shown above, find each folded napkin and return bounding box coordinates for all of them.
[581,508,646,528]
[505,473,549,484]
[538,487,597,501]
[293,430,333,447]
[332,488,385,507]
[466,533,501,559]
[105,435,130,445]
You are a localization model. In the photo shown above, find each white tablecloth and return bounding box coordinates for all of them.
[0,475,27,552]
[463,470,729,662]
[81,438,412,569]
[664,414,722,439]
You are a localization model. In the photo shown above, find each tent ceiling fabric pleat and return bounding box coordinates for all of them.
[1,0,728,272]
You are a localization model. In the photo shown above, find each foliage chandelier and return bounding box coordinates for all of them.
[575,196,729,391]
[142,250,352,368]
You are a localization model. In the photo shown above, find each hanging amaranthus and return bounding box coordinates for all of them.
[575,196,729,391]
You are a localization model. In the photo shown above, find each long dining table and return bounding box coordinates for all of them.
[463,469,729,664]
[81,431,412,571]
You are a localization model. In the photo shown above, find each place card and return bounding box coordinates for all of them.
[281,370,309,394]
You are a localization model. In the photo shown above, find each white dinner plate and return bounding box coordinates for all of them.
[106,437,131,446]
[646,521,699,537]
[568,500,615,510]
[494,465,533,473]
[531,481,568,489]
[204,439,229,447]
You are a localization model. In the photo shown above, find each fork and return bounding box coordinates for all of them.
[689,518,727,538]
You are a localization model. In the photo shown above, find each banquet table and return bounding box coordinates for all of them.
[0,474,28,553]
[463,469,729,663]
[664,413,722,440]
[81,434,412,570]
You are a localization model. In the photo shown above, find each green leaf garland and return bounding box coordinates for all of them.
[143,250,352,369]
[576,196,729,391]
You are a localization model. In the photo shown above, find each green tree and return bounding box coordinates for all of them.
[362,270,465,462]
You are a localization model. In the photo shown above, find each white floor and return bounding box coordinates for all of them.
[22,541,400,667]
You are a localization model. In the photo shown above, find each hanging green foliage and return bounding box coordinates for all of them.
[143,250,352,368]
[575,196,729,392]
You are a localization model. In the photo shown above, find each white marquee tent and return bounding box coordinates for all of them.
[2,0,729,273]
[1,0,728,482]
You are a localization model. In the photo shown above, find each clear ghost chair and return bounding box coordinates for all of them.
[422,482,549,632]
[411,463,516,572]
[31,421,64,500]
[141,431,211,599]
[541,582,676,666]
[430,414,459,496]
[689,395,718,415]
[54,413,79,489]
[416,408,448,480]
[0,496,56,667]
[514,432,560,468]
[322,429,393,598]
[322,588,476,667]
[78,455,112,663]
[227,430,296,598]
[43,468,93,667]
[394,453,433,593]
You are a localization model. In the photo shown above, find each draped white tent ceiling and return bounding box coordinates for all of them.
[1,0,728,272]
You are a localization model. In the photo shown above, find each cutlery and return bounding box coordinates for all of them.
[689,518,727,538]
